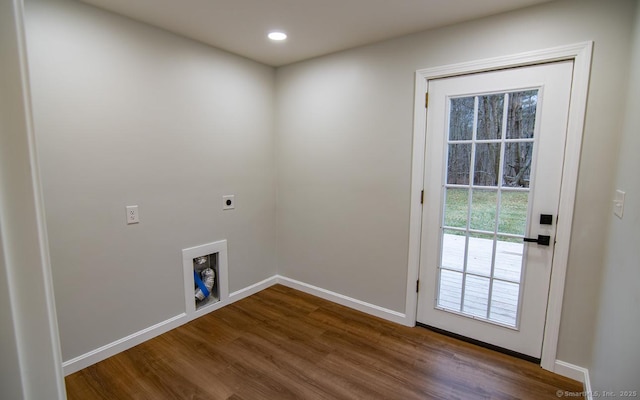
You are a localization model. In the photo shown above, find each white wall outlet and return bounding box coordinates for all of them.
[222,195,235,210]
[126,205,139,224]
[613,190,625,219]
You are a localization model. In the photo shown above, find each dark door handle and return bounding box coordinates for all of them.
[523,235,550,246]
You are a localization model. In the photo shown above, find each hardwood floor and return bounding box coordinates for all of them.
[65,285,583,399]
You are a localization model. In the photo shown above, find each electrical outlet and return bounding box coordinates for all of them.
[613,190,625,219]
[126,205,139,224]
[223,195,235,210]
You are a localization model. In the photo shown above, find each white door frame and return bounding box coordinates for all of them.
[0,0,66,397]
[404,42,593,372]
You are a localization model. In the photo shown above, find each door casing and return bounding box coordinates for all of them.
[404,42,593,372]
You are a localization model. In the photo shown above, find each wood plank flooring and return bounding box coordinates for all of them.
[65,285,583,399]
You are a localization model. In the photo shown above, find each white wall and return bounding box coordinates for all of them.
[24,0,277,363]
[590,1,640,392]
[0,0,66,398]
[276,0,637,368]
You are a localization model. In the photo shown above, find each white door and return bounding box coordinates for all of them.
[416,61,573,359]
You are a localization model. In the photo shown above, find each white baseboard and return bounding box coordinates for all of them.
[62,313,188,375]
[555,360,591,399]
[276,275,408,325]
[229,275,278,301]
[63,273,593,391]
[62,275,279,376]
[63,274,415,376]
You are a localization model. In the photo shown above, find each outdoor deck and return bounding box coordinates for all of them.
[438,233,523,326]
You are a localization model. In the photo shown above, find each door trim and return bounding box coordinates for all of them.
[405,42,593,372]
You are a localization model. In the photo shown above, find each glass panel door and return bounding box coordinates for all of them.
[417,61,574,358]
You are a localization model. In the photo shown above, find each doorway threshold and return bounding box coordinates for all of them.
[416,322,541,364]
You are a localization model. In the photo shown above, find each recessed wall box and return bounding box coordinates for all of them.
[182,240,229,318]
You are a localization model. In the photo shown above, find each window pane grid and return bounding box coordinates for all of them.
[445,184,530,191]
[448,138,534,144]
[484,92,510,320]
[439,227,526,239]
[438,89,538,327]
[440,266,522,285]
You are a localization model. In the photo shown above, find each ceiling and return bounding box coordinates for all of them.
[79,0,555,67]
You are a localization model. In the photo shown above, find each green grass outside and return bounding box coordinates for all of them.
[444,188,528,240]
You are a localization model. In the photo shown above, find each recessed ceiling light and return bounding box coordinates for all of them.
[268,31,287,41]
